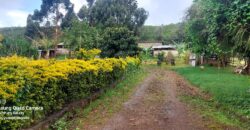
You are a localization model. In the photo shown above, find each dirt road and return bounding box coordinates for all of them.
[87,68,210,130]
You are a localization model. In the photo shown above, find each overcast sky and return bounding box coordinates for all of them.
[0,0,193,27]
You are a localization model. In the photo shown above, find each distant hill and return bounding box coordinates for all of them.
[138,23,185,44]
[0,27,26,38]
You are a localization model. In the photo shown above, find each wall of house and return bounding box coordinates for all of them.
[56,48,69,55]
[153,50,178,57]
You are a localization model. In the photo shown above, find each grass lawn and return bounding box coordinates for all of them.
[174,67,250,128]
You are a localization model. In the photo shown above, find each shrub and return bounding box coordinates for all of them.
[99,27,140,58]
[0,55,140,129]
[157,52,165,66]
[76,48,101,60]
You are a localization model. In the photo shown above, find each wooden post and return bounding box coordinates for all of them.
[200,55,204,65]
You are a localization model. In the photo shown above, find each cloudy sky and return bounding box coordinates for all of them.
[0,0,193,27]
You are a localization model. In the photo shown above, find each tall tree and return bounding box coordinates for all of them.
[0,34,4,49]
[61,5,78,29]
[87,0,148,34]
[25,0,77,45]
[63,21,100,52]
[25,15,42,39]
[87,0,95,8]
[78,5,89,21]
[185,0,250,69]
[100,27,139,58]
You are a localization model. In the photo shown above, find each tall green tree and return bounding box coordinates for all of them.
[100,27,139,58]
[138,23,186,44]
[185,0,250,69]
[25,0,77,42]
[63,21,100,52]
[61,5,78,29]
[0,34,4,49]
[86,0,148,34]
[78,5,89,21]
[25,15,42,39]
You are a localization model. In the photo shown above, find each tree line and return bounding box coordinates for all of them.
[23,0,148,58]
[185,0,249,71]
[0,0,148,58]
[138,23,185,44]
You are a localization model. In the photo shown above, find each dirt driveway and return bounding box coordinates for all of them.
[86,68,210,130]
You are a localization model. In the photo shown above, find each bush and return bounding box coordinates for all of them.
[166,52,175,66]
[76,48,101,60]
[0,55,140,129]
[157,52,165,66]
[99,27,140,58]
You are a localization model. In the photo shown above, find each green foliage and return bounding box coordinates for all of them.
[78,5,89,21]
[25,0,76,39]
[100,27,140,58]
[0,34,4,42]
[0,56,140,129]
[0,28,37,57]
[185,0,250,60]
[89,0,148,33]
[157,52,165,66]
[76,48,101,60]
[0,34,4,49]
[35,37,54,50]
[139,49,154,61]
[61,6,78,29]
[139,26,163,42]
[52,63,147,130]
[0,37,37,57]
[139,23,186,44]
[51,117,68,130]
[63,21,100,51]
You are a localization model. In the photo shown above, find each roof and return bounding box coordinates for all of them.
[138,42,163,49]
[152,45,176,49]
[57,42,64,46]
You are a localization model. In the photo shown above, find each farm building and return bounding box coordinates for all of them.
[38,43,69,59]
[152,45,178,57]
[138,42,162,49]
[56,43,69,55]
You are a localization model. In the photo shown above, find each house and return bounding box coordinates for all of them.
[138,42,163,49]
[38,43,69,59]
[55,43,69,55]
[152,45,178,57]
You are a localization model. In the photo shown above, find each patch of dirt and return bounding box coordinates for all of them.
[84,68,210,130]
[174,72,212,100]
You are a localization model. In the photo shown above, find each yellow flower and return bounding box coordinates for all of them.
[0,55,140,100]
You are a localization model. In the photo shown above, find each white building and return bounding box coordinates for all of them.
[152,45,178,57]
[138,42,163,49]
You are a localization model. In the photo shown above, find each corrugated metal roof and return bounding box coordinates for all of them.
[57,42,64,45]
[152,45,176,49]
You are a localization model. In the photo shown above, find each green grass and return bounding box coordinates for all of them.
[174,67,250,128]
[180,95,245,129]
[51,65,149,130]
[55,54,69,60]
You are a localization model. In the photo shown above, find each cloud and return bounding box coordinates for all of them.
[0,21,4,28]
[70,0,87,13]
[137,0,152,7]
[137,0,193,25]
[0,0,194,27]
[0,10,30,27]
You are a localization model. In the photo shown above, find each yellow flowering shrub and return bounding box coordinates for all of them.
[76,48,101,60]
[0,54,140,129]
[126,57,141,66]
